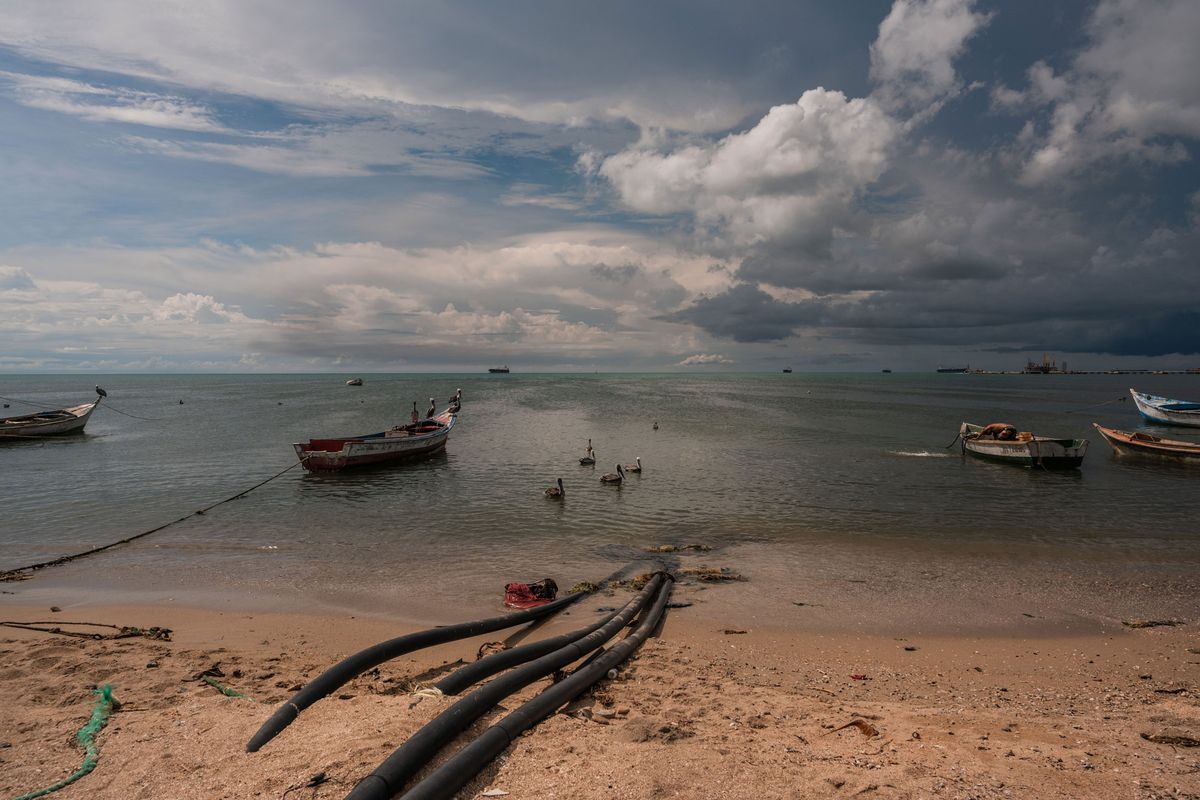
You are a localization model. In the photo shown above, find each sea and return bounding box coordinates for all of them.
[2,372,1199,632]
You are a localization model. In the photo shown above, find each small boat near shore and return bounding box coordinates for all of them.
[1130,389,1200,427]
[1092,424,1200,462]
[345,378,363,386]
[294,409,457,471]
[959,422,1088,469]
[0,390,103,438]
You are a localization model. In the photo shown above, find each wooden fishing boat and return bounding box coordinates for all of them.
[1092,423,1200,462]
[959,422,1088,469]
[1130,389,1200,427]
[0,394,101,438]
[294,409,457,471]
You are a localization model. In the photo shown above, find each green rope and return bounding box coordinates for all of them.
[202,675,249,699]
[11,685,118,800]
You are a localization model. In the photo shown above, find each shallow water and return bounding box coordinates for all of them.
[2,372,1199,627]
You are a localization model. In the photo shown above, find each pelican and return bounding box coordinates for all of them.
[652,421,659,430]
[544,478,565,498]
[623,457,642,473]
[426,397,436,418]
[95,385,107,398]
[600,464,625,484]
[579,439,595,465]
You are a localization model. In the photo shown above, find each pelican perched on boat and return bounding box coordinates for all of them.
[544,478,564,498]
[579,439,596,465]
[623,457,642,473]
[426,398,436,418]
[600,464,625,484]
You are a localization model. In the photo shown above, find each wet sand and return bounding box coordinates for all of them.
[3,576,1199,800]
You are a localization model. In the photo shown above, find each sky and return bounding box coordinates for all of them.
[1,0,1198,372]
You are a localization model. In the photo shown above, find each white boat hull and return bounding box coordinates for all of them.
[0,400,99,438]
[1131,389,1200,427]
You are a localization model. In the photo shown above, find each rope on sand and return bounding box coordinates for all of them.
[10,685,118,800]
[0,458,308,582]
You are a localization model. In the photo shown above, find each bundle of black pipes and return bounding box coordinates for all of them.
[344,573,669,800]
[247,590,587,752]
[397,573,674,800]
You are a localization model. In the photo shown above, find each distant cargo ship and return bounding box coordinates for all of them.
[782,368,792,373]
[488,366,510,373]
[936,365,969,373]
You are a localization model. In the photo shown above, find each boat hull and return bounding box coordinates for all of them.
[1093,423,1200,462]
[1130,389,1200,427]
[295,412,456,471]
[959,422,1088,469]
[0,400,99,438]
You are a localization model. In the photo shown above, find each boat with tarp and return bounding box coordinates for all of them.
[959,422,1088,469]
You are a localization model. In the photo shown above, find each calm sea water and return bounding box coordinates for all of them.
[3,373,1199,625]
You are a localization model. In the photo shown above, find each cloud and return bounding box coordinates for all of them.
[678,353,733,366]
[993,0,1200,184]
[1,72,226,132]
[601,89,898,251]
[868,0,991,113]
[0,265,36,290]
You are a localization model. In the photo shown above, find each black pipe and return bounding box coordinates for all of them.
[397,575,673,800]
[434,606,622,696]
[247,591,586,752]
[343,575,666,800]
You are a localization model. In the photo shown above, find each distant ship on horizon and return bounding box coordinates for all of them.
[936,365,969,373]
[488,365,510,373]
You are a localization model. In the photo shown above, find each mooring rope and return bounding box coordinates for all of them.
[0,457,308,582]
[1065,395,1127,414]
[0,395,59,410]
[10,685,118,800]
[98,403,167,421]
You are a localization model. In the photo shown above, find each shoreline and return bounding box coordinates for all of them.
[2,599,1198,799]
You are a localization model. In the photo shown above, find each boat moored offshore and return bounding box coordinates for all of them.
[1130,389,1200,427]
[959,422,1088,469]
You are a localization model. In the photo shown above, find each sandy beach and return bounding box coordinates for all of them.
[3,576,1199,800]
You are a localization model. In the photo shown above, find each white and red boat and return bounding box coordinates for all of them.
[294,409,457,471]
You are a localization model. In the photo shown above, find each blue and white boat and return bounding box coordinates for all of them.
[1130,389,1200,428]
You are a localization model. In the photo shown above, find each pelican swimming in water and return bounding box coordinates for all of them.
[652,421,659,430]
[600,464,625,484]
[544,477,564,498]
[623,457,642,473]
[579,438,595,465]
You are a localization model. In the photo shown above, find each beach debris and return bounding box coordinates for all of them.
[1153,684,1188,695]
[477,641,509,659]
[567,580,599,593]
[480,790,510,797]
[50,606,61,612]
[193,663,226,680]
[1140,729,1200,747]
[0,620,172,641]
[1123,618,1184,629]
[678,566,745,582]
[202,675,249,699]
[824,718,880,738]
[904,646,918,651]
[792,601,824,607]
[503,578,559,609]
[146,660,159,669]
[849,674,870,681]
[722,629,747,635]
[666,601,693,609]
[644,544,711,553]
